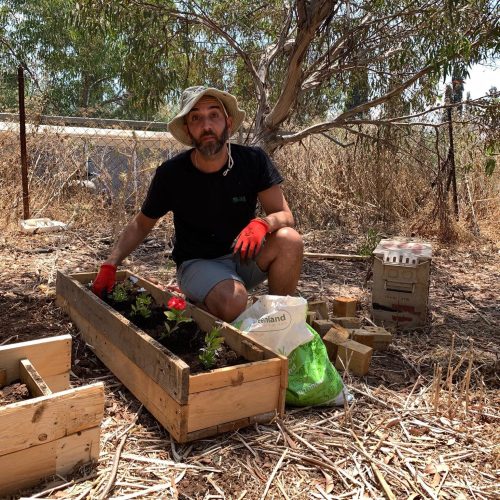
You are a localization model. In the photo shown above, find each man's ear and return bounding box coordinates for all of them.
[183,123,194,144]
[227,116,234,133]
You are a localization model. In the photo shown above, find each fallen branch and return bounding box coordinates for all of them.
[304,252,370,261]
[97,405,143,500]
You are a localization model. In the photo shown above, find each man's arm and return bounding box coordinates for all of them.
[104,212,159,266]
[257,185,294,232]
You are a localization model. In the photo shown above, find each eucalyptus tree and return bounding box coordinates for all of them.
[76,0,498,152]
[0,0,133,117]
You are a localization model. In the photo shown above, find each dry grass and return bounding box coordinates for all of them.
[0,118,498,498]
[1,119,498,244]
[0,228,498,499]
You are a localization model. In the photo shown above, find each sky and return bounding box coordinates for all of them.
[459,62,499,98]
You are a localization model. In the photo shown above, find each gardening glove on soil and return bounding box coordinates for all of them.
[233,218,270,260]
[92,263,117,297]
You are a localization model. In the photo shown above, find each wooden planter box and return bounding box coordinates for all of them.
[0,335,104,496]
[56,271,287,443]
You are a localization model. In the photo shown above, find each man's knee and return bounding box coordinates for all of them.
[273,227,303,255]
[204,280,248,322]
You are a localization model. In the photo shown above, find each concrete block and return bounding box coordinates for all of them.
[308,300,329,320]
[335,340,373,376]
[333,297,358,318]
[311,319,335,338]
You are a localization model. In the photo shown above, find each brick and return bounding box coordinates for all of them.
[311,319,335,338]
[335,340,373,376]
[333,297,358,317]
[307,300,329,320]
[322,326,349,361]
[306,310,317,326]
[332,317,362,329]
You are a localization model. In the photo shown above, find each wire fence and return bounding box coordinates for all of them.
[0,69,185,221]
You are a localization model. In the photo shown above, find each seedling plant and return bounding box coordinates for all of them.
[199,326,224,369]
[130,292,153,319]
[110,281,132,302]
[160,297,193,339]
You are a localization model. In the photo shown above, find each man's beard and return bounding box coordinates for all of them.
[191,125,229,156]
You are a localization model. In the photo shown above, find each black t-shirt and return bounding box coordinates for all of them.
[141,144,283,266]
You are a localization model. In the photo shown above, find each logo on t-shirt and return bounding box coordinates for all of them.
[232,196,247,203]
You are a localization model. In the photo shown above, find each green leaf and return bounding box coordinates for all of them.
[485,158,496,177]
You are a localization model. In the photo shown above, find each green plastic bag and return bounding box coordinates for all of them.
[286,325,346,406]
[233,295,348,407]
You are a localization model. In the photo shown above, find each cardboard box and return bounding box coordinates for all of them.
[372,238,432,329]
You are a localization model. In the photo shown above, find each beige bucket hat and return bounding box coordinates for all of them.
[167,86,246,146]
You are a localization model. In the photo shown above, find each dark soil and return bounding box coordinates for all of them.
[0,381,30,405]
[104,283,247,374]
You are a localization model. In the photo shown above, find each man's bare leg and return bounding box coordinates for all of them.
[202,227,302,321]
[257,227,303,295]
[203,279,248,322]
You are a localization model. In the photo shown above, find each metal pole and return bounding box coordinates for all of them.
[446,105,459,219]
[18,64,30,220]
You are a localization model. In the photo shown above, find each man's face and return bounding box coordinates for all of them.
[184,96,233,156]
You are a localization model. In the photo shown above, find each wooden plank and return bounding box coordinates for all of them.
[56,271,190,404]
[0,426,100,496]
[333,297,358,318]
[304,252,370,261]
[111,271,280,363]
[67,305,187,441]
[277,356,288,416]
[0,368,6,388]
[187,375,281,433]
[0,335,71,392]
[0,383,103,457]
[132,273,274,361]
[189,358,282,394]
[184,411,277,442]
[19,359,52,397]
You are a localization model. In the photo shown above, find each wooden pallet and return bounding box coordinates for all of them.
[56,271,288,443]
[0,335,104,496]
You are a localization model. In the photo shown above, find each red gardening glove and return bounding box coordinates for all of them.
[233,218,270,260]
[91,264,117,297]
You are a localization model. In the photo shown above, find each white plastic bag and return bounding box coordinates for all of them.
[233,295,313,356]
[234,295,349,406]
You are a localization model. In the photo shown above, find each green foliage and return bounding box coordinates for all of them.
[161,309,193,339]
[110,281,131,302]
[130,293,153,319]
[2,0,499,148]
[199,326,224,369]
[485,157,496,177]
[357,229,382,256]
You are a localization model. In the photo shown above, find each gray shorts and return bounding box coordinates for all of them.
[176,254,268,304]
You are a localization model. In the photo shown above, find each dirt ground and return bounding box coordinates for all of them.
[0,226,499,499]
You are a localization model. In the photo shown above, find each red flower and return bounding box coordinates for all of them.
[168,296,187,311]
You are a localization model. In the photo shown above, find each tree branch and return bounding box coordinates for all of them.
[265,0,338,129]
